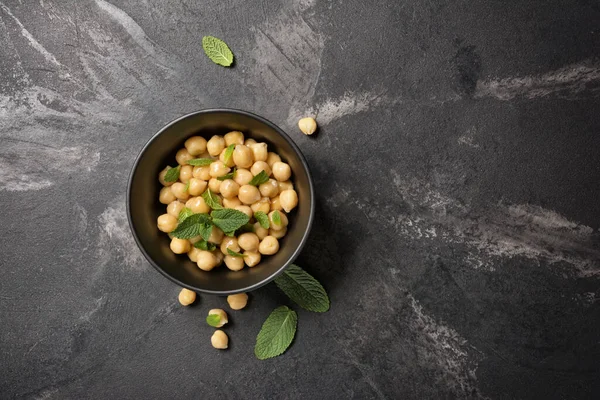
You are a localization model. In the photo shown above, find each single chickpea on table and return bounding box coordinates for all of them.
[156,131,299,272]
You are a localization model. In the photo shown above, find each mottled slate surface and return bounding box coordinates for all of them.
[1,0,599,398]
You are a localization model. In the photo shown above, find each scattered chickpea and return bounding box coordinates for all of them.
[238,185,261,204]
[209,161,231,178]
[279,189,298,213]
[227,293,248,310]
[224,131,244,146]
[159,167,175,186]
[207,227,224,245]
[258,236,279,255]
[268,210,289,230]
[238,232,259,251]
[157,214,178,233]
[220,179,240,198]
[219,148,236,167]
[171,182,190,201]
[206,135,225,156]
[244,138,257,146]
[298,117,317,135]
[250,142,268,162]
[269,226,287,239]
[186,196,210,214]
[266,152,281,168]
[278,180,294,191]
[208,178,222,194]
[251,197,271,214]
[188,247,201,262]
[170,238,191,254]
[244,251,261,267]
[233,144,254,168]
[208,309,228,327]
[197,250,219,271]
[193,166,211,181]
[176,148,194,165]
[223,197,242,208]
[211,330,229,349]
[178,288,196,306]
[167,200,185,218]
[272,162,291,182]
[270,196,283,211]
[159,186,177,204]
[179,165,193,183]
[259,179,279,198]
[250,161,272,177]
[224,255,245,271]
[253,222,269,240]
[234,169,254,186]
[188,178,208,196]
[185,136,207,156]
[221,237,241,255]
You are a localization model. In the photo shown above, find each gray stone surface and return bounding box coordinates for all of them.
[1,0,600,398]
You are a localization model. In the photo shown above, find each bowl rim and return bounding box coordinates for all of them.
[126,108,315,295]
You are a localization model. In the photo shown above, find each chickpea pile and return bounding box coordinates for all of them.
[157,131,299,272]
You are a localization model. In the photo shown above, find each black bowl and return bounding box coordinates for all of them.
[127,109,314,295]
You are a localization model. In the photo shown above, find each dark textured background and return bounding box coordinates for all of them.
[1,0,600,398]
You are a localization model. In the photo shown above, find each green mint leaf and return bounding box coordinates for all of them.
[202,189,223,210]
[248,170,269,186]
[227,248,246,257]
[217,168,236,181]
[199,221,213,241]
[254,211,269,229]
[274,265,330,312]
[164,165,181,182]
[236,223,255,234]
[272,210,281,226]
[206,314,221,327]
[223,144,235,165]
[187,158,213,166]
[210,208,250,233]
[178,207,194,222]
[254,306,297,360]
[202,35,234,67]
[183,181,190,192]
[194,240,216,251]
[224,231,236,237]
[171,213,211,239]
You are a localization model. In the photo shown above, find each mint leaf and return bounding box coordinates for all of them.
[254,211,269,229]
[183,181,190,192]
[206,314,221,327]
[227,248,246,257]
[272,210,281,226]
[223,144,235,165]
[202,36,234,67]
[254,306,297,360]
[178,207,194,222]
[248,170,269,186]
[187,158,213,166]
[202,189,223,210]
[274,265,330,312]
[164,165,181,182]
[236,223,255,234]
[194,240,216,251]
[217,168,236,181]
[171,213,211,239]
[211,208,249,233]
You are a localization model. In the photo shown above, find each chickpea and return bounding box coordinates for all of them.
[157,214,178,233]
[227,293,248,310]
[207,135,225,156]
[253,222,268,240]
[223,197,242,208]
[208,227,224,245]
[258,236,279,255]
[188,178,208,196]
[234,169,253,186]
[197,250,219,271]
[266,152,281,167]
[250,142,268,162]
[170,238,191,254]
[250,161,271,177]
[233,144,254,168]
[158,167,175,186]
[238,185,261,205]
[238,232,259,251]
[159,187,177,204]
[170,182,190,201]
[269,226,287,239]
[213,249,224,265]
[220,179,240,198]
[177,165,192,183]
[209,161,230,178]
[220,236,240,255]
[224,131,244,146]
[235,205,253,218]
[244,138,257,146]
[272,162,291,182]
[244,251,261,267]
[224,255,245,271]
[186,196,210,214]
[188,247,201,262]
[208,178,222,194]
[270,196,283,211]
[259,179,279,198]
[189,235,202,245]
[219,148,235,167]
[185,136,207,156]
[268,210,288,230]
[176,148,194,165]
[278,180,294,191]
[208,309,228,328]
[178,288,196,306]
[211,330,229,349]
[251,197,271,214]
[167,201,185,218]
[279,189,298,213]
[193,165,211,181]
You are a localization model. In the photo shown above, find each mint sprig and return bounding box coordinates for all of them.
[187,158,213,166]
[274,265,330,312]
[248,171,269,186]
[272,210,281,226]
[218,168,236,181]
[178,207,194,222]
[254,306,297,360]
[202,189,223,210]
[223,144,235,165]
[164,166,181,182]
[206,314,221,327]
[202,36,234,67]
[211,208,250,234]
[194,240,216,251]
[254,211,269,229]
[227,248,246,258]
[171,213,212,240]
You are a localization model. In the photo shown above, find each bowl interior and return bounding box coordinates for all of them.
[128,110,313,294]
